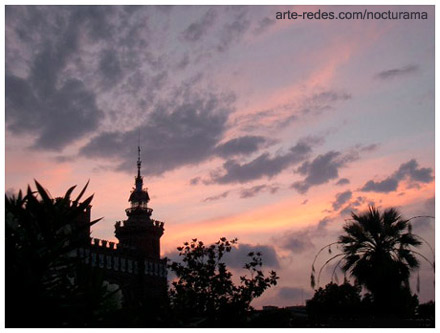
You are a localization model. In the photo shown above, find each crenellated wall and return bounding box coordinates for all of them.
[77,238,167,278]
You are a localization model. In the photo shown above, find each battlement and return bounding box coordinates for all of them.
[114,219,164,229]
[125,206,153,216]
[91,237,118,250]
[77,243,167,278]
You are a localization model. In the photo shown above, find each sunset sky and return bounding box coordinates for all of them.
[5,5,435,307]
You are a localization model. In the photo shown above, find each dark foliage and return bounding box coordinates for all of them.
[306,282,363,321]
[5,181,117,327]
[417,301,435,320]
[168,237,278,327]
[249,308,293,327]
[311,206,431,319]
[339,206,422,316]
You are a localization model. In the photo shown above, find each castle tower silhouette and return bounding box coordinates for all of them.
[115,145,164,259]
[77,146,167,308]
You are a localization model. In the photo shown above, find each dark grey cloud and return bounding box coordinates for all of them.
[278,230,314,254]
[360,159,433,193]
[202,191,230,202]
[215,135,267,158]
[225,243,280,269]
[253,17,275,35]
[278,287,311,303]
[340,206,357,216]
[292,150,359,194]
[6,6,183,139]
[209,154,286,184]
[6,75,103,151]
[181,8,217,42]
[189,177,201,185]
[394,159,433,183]
[80,91,233,175]
[335,178,350,186]
[299,91,352,116]
[174,53,190,70]
[209,138,318,184]
[5,6,164,151]
[217,11,251,52]
[5,7,110,150]
[412,196,435,231]
[54,155,75,163]
[239,184,279,198]
[276,215,335,255]
[340,196,372,216]
[317,216,334,230]
[99,49,123,85]
[361,177,398,193]
[375,64,419,80]
[357,143,379,152]
[232,89,351,133]
[332,190,352,211]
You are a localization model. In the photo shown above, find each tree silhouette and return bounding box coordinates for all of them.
[311,206,434,317]
[168,237,278,327]
[5,180,117,327]
[306,282,362,322]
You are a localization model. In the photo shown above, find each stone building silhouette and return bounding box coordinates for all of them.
[76,146,167,306]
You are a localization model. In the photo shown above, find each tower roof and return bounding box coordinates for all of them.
[129,144,150,204]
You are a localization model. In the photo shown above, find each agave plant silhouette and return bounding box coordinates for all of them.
[310,206,434,303]
[6,180,105,327]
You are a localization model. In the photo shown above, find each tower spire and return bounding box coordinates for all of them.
[135,131,143,192]
[137,145,141,178]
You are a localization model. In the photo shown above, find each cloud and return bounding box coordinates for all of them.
[360,178,398,193]
[189,177,201,185]
[6,75,103,151]
[99,48,123,85]
[299,91,352,116]
[375,64,419,80]
[5,7,109,151]
[278,230,315,254]
[332,190,352,211]
[277,287,311,303]
[239,184,279,198]
[335,178,350,186]
[360,159,433,193]
[230,89,351,133]
[225,243,280,269]
[215,135,267,158]
[80,91,233,175]
[340,196,365,216]
[202,191,230,202]
[394,159,434,183]
[292,150,359,194]
[6,6,168,151]
[209,137,320,184]
[253,17,275,35]
[54,155,75,163]
[276,216,336,255]
[317,216,334,230]
[217,10,251,52]
[181,8,217,42]
[410,196,435,232]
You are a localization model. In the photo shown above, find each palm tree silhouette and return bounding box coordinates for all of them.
[311,206,434,317]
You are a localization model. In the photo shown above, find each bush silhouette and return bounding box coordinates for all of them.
[168,237,278,327]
